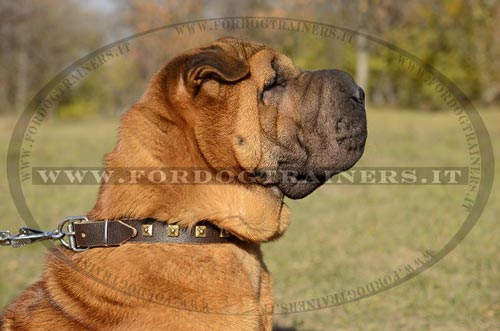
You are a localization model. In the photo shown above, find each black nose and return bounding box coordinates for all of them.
[352,87,365,104]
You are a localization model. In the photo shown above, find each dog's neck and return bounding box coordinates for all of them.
[88,94,289,243]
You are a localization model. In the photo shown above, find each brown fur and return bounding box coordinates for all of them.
[2,37,367,330]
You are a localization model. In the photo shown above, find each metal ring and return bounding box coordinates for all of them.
[58,215,89,252]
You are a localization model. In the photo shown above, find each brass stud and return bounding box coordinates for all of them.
[167,224,179,237]
[195,225,206,238]
[142,224,153,237]
[219,229,230,238]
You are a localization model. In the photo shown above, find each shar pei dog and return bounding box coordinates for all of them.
[2,37,367,330]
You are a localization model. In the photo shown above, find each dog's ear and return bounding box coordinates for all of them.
[183,48,250,93]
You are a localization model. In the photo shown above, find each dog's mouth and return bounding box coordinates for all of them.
[275,170,332,200]
[252,167,336,200]
[336,132,367,152]
[251,130,366,200]
[273,129,366,199]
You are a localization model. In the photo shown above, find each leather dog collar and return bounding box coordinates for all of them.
[60,217,238,251]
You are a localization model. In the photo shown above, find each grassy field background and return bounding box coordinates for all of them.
[0,109,498,330]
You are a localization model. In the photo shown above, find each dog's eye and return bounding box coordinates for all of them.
[263,76,277,91]
[259,75,286,103]
[259,76,276,102]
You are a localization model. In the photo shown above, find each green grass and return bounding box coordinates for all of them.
[0,110,499,330]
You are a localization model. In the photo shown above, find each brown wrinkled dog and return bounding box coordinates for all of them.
[2,38,367,330]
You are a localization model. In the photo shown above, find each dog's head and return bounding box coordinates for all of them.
[161,37,367,199]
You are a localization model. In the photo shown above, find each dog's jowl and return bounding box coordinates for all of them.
[2,38,366,331]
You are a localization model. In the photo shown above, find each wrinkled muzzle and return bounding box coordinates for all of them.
[277,69,367,199]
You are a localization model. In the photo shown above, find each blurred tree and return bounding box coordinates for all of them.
[114,0,208,81]
[385,0,500,108]
[1,0,498,115]
[334,0,410,106]
[0,0,106,114]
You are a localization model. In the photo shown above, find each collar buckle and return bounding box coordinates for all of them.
[58,215,89,252]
